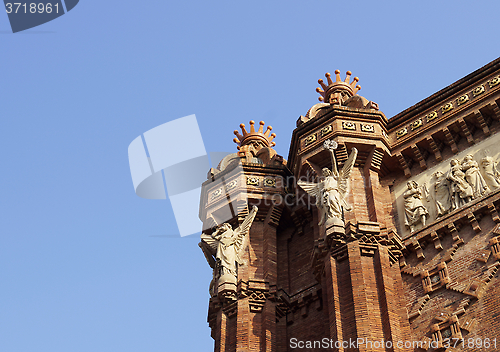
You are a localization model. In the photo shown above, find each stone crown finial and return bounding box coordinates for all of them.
[316,70,361,102]
[233,120,276,150]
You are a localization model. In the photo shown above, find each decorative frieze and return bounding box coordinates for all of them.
[320,124,332,136]
[442,102,454,114]
[411,118,423,131]
[304,133,317,147]
[342,121,356,130]
[360,123,374,132]
[395,132,500,236]
[457,94,469,106]
[396,127,408,139]
[208,179,239,202]
[489,76,500,88]
[392,74,500,141]
[246,176,259,186]
[473,84,485,96]
[210,188,223,200]
[226,179,237,190]
[264,177,276,187]
[426,111,438,122]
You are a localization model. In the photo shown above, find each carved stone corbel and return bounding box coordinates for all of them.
[431,231,443,251]
[412,239,425,260]
[489,236,500,260]
[473,110,491,136]
[443,127,459,154]
[488,204,500,223]
[411,144,427,170]
[396,152,411,178]
[427,136,443,161]
[447,222,462,243]
[458,118,475,145]
[467,213,482,233]
[487,102,500,120]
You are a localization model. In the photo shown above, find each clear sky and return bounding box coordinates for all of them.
[1,1,500,351]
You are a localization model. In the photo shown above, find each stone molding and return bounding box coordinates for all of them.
[206,279,324,334]
[312,221,404,279]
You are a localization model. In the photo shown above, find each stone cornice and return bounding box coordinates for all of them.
[311,221,404,280]
[388,57,500,128]
[285,58,500,182]
[199,162,291,224]
[287,106,388,174]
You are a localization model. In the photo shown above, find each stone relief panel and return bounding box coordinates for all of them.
[395,133,500,236]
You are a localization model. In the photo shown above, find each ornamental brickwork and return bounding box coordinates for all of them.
[199,58,500,351]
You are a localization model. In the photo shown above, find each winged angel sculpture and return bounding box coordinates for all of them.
[298,140,358,228]
[199,205,258,297]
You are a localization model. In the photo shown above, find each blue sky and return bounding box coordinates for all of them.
[1,1,500,351]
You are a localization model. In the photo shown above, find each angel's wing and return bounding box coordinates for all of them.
[233,206,258,260]
[199,233,218,269]
[297,180,322,200]
[338,147,358,198]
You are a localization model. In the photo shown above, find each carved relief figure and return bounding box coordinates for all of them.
[447,158,473,209]
[199,206,258,297]
[403,180,429,232]
[298,140,357,228]
[433,170,452,217]
[462,154,490,198]
[481,156,500,190]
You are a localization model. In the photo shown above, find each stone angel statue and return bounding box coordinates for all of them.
[297,140,358,228]
[481,156,500,190]
[199,205,258,297]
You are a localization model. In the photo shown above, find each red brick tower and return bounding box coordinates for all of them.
[286,70,411,351]
[199,120,288,351]
[200,59,500,351]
